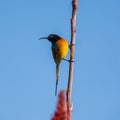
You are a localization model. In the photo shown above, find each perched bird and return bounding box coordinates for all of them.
[39,34,69,96]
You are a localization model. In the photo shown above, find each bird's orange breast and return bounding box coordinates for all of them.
[52,38,68,64]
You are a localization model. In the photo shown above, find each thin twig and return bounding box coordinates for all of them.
[66,0,78,120]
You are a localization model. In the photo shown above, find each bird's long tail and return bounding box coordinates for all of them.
[55,64,60,96]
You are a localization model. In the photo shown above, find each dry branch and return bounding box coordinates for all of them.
[66,0,78,120]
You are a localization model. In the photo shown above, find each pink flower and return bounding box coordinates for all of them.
[51,91,68,120]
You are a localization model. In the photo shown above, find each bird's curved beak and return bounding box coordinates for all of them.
[38,37,48,40]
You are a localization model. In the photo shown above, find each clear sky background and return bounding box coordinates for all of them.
[0,0,120,120]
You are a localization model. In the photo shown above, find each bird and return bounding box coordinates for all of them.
[39,34,69,96]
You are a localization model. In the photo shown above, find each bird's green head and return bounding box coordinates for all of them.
[39,34,61,44]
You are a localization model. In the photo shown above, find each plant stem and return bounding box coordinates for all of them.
[66,0,78,120]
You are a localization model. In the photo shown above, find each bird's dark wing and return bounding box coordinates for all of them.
[51,44,61,64]
[51,44,57,63]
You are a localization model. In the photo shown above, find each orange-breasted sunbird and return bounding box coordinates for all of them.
[39,34,68,96]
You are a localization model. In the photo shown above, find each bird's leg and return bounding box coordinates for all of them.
[63,58,70,62]
[63,58,74,62]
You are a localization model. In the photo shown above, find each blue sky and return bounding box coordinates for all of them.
[0,0,120,120]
